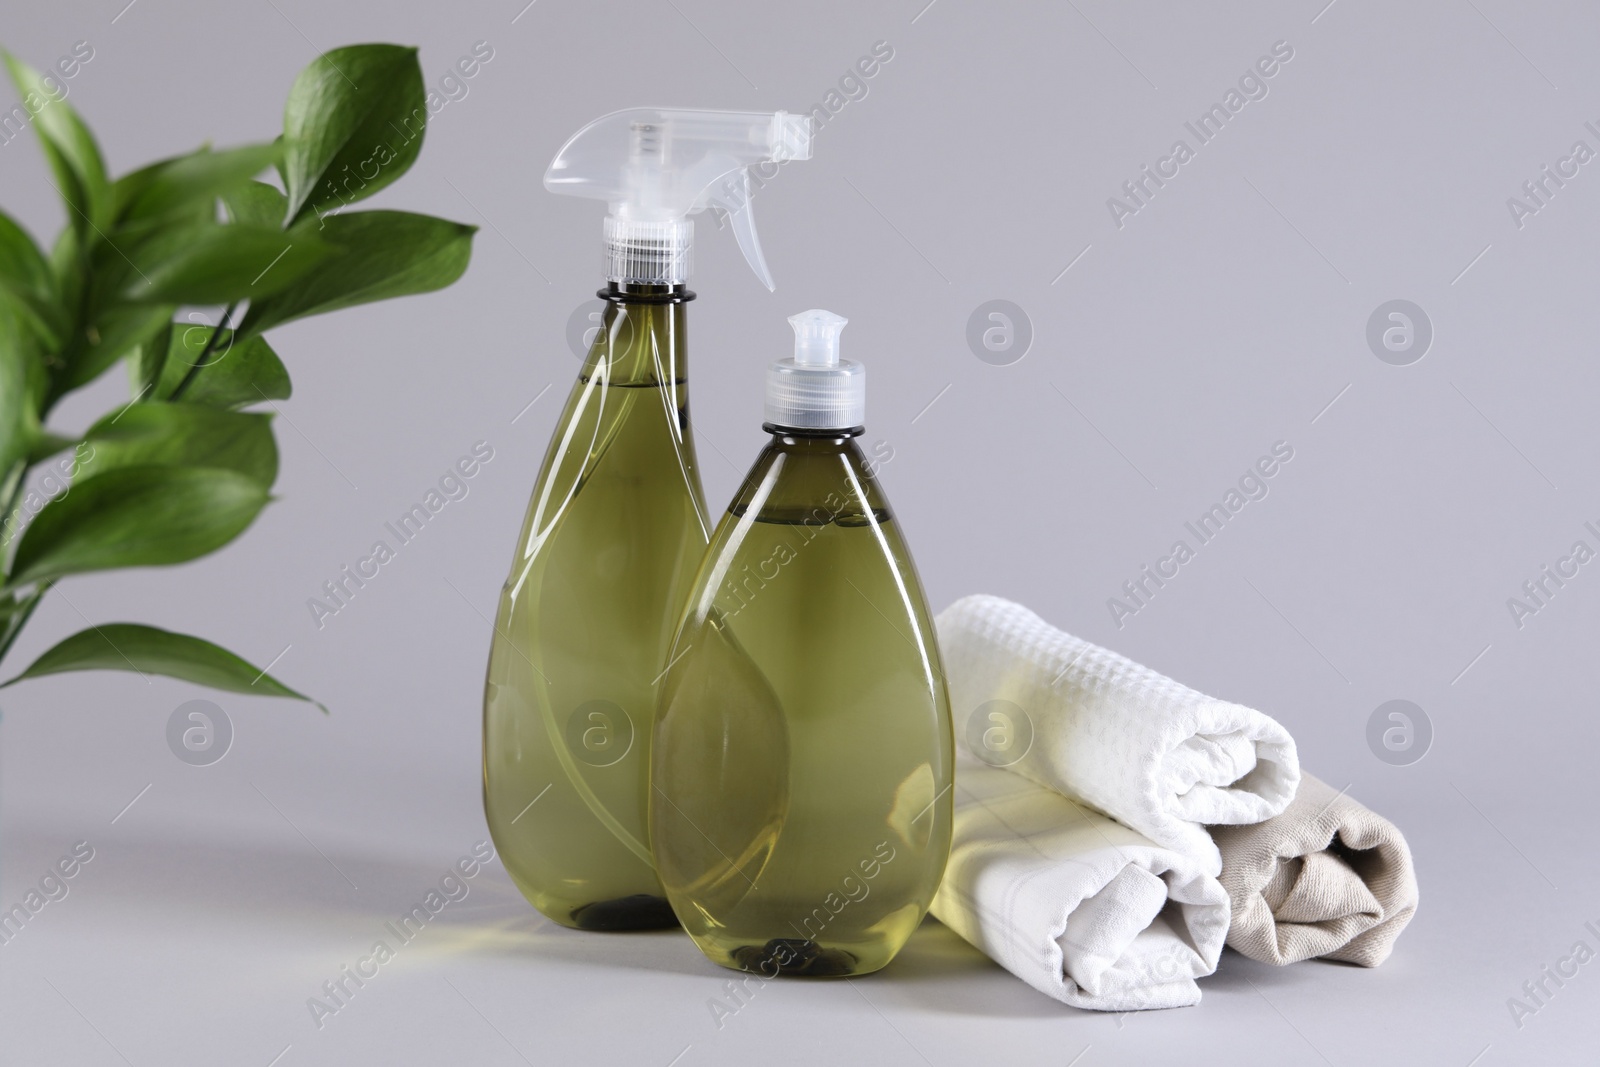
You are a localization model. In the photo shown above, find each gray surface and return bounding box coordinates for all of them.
[2,0,1598,1064]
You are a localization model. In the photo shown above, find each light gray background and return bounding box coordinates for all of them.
[2,0,1598,1064]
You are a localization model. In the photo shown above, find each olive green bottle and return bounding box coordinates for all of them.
[484,286,705,929]
[483,108,813,930]
[652,310,953,975]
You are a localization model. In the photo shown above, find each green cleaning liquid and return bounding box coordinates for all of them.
[483,107,814,931]
[652,310,952,975]
[484,287,707,930]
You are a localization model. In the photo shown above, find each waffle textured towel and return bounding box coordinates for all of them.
[1210,773,1418,966]
[937,594,1301,873]
[931,758,1230,1011]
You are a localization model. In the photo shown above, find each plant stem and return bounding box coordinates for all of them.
[0,460,27,560]
[0,457,47,671]
[168,303,238,400]
[0,580,53,671]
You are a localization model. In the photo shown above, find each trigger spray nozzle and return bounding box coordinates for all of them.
[545,108,813,290]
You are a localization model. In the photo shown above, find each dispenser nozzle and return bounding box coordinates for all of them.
[789,309,848,365]
[544,108,812,288]
[767,309,865,431]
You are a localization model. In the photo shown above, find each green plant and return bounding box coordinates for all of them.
[0,43,477,709]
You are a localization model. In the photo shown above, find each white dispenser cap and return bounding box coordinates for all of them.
[765,310,865,431]
[544,108,813,290]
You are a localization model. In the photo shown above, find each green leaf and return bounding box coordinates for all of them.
[223,180,288,229]
[1,623,324,710]
[78,403,277,488]
[26,431,77,465]
[150,326,291,408]
[56,302,173,398]
[114,142,282,224]
[240,211,474,335]
[0,209,52,294]
[8,465,270,585]
[0,302,46,479]
[281,44,426,224]
[131,320,174,398]
[1,310,31,478]
[49,222,84,313]
[119,222,337,305]
[3,52,111,236]
[0,207,64,342]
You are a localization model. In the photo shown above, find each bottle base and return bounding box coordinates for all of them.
[566,894,681,932]
[728,938,864,978]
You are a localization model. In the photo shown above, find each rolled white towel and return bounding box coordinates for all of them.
[937,594,1301,873]
[931,758,1230,1011]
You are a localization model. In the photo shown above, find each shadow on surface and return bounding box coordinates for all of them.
[1,823,1089,1010]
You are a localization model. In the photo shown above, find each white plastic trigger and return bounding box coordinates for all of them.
[711,170,775,292]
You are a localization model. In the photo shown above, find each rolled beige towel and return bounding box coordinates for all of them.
[1211,774,1418,966]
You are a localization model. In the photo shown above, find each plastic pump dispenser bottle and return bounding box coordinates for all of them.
[483,110,812,931]
[652,311,954,976]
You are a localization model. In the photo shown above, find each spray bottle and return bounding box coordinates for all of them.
[652,310,953,974]
[484,109,812,930]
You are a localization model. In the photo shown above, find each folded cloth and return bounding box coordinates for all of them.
[931,757,1231,1011]
[1210,773,1418,966]
[937,594,1300,873]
